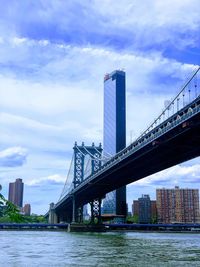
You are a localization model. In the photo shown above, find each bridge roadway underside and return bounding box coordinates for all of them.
[55,111,200,220]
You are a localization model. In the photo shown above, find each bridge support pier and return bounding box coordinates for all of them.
[68,195,105,231]
[48,203,58,224]
[72,195,84,223]
[77,206,83,223]
[72,195,76,223]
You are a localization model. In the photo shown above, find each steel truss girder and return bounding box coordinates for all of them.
[90,198,102,224]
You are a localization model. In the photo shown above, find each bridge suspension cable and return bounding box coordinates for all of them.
[76,145,110,162]
[58,154,74,201]
[93,146,111,159]
[58,143,105,200]
[75,145,108,179]
[84,157,92,178]
[136,66,200,141]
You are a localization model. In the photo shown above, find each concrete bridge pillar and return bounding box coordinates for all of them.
[77,206,83,223]
[72,195,76,223]
[90,201,94,224]
[71,195,84,223]
[48,203,58,224]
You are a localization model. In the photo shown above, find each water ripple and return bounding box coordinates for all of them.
[0,231,200,266]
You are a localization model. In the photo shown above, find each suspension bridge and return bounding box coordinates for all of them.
[48,67,200,226]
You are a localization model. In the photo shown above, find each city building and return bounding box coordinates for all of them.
[156,186,200,223]
[83,204,90,221]
[8,178,24,208]
[132,196,157,223]
[151,200,157,222]
[102,70,126,218]
[132,200,139,216]
[138,195,151,224]
[23,204,31,216]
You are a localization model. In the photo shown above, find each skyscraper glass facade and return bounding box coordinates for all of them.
[102,70,126,216]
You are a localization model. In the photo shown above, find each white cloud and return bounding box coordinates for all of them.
[1,40,195,153]
[27,174,66,186]
[0,146,28,167]
[0,0,199,53]
[12,37,27,45]
[92,0,200,47]
[133,162,200,187]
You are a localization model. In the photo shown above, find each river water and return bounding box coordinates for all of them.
[0,231,200,266]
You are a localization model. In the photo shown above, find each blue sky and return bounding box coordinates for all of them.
[0,0,200,214]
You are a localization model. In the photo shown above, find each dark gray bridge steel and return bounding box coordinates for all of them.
[55,95,200,221]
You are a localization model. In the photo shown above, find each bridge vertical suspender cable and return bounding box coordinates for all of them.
[58,154,74,201]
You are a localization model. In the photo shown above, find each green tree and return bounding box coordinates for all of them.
[0,193,23,222]
[151,215,158,224]
[132,215,139,223]
[126,214,139,223]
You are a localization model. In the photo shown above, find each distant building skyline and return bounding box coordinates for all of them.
[8,178,24,208]
[102,70,126,216]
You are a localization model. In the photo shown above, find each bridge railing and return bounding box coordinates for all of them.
[138,66,200,140]
[102,96,200,167]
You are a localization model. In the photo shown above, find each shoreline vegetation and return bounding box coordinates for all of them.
[0,192,46,224]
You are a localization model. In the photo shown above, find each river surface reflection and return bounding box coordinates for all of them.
[0,231,200,266]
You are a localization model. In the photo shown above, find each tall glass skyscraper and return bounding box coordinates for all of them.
[102,70,126,216]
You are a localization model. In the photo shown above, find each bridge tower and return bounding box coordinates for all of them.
[72,142,103,223]
[73,142,102,188]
